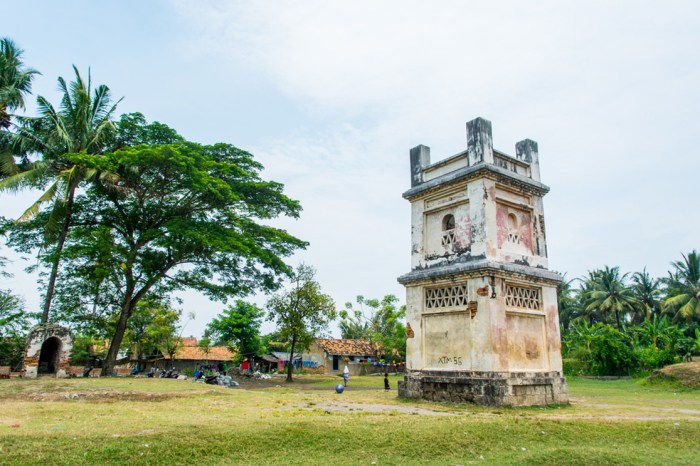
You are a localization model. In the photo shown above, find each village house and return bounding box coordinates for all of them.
[304,339,380,375]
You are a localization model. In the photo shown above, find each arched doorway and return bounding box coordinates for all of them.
[38,337,62,374]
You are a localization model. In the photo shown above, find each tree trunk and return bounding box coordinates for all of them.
[41,189,75,324]
[286,336,296,382]
[102,300,134,376]
[615,310,621,329]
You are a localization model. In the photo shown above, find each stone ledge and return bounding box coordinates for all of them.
[398,371,568,406]
[397,259,562,285]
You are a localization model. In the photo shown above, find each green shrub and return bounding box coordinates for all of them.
[637,346,677,371]
[588,325,638,376]
[70,337,94,365]
[562,358,586,376]
[0,335,26,369]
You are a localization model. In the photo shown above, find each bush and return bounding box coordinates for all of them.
[637,346,677,371]
[70,337,94,365]
[588,325,638,376]
[562,358,586,376]
[0,335,26,370]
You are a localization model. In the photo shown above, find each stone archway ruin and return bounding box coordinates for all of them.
[24,324,74,378]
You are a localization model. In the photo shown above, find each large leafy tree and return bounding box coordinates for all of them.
[583,266,637,329]
[1,66,121,323]
[266,264,336,382]
[664,250,700,324]
[0,37,39,130]
[4,141,306,374]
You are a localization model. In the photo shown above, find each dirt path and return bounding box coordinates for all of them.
[294,401,456,416]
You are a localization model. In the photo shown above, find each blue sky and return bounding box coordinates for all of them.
[2,1,699,337]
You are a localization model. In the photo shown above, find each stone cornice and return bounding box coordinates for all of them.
[403,162,550,201]
[397,259,562,285]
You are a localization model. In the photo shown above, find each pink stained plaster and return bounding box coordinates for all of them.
[496,206,508,248]
[455,216,471,249]
[519,211,533,252]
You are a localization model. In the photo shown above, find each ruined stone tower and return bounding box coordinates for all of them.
[397,117,568,406]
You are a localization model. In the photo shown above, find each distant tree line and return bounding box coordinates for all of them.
[559,251,700,376]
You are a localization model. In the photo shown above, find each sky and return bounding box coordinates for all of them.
[1,1,699,338]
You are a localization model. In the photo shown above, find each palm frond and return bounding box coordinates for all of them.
[15,180,59,223]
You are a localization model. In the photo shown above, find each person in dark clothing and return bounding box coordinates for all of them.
[384,373,390,392]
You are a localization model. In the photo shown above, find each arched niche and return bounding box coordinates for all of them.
[38,337,62,374]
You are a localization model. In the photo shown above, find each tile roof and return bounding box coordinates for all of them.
[160,337,235,361]
[315,339,376,356]
[271,352,302,362]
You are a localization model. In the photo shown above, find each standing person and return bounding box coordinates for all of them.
[384,373,390,392]
[343,365,350,387]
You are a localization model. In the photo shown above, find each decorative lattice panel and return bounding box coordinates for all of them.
[441,230,455,247]
[507,232,520,244]
[425,285,469,309]
[505,285,541,310]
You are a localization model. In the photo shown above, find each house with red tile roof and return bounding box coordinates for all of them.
[304,338,379,374]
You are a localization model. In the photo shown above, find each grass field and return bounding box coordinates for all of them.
[0,374,698,465]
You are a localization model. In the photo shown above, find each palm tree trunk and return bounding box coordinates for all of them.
[41,189,75,323]
[615,309,621,329]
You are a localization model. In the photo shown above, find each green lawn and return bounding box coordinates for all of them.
[0,375,698,465]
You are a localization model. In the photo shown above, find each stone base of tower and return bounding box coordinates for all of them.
[398,371,568,406]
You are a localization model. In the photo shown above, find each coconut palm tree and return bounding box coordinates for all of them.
[0,38,39,129]
[557,274,580,331]
[583,266,637,329]
[0,66,121,323]
[0,38,40,180]
[664,251,700,324]
[630,268,662,324]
